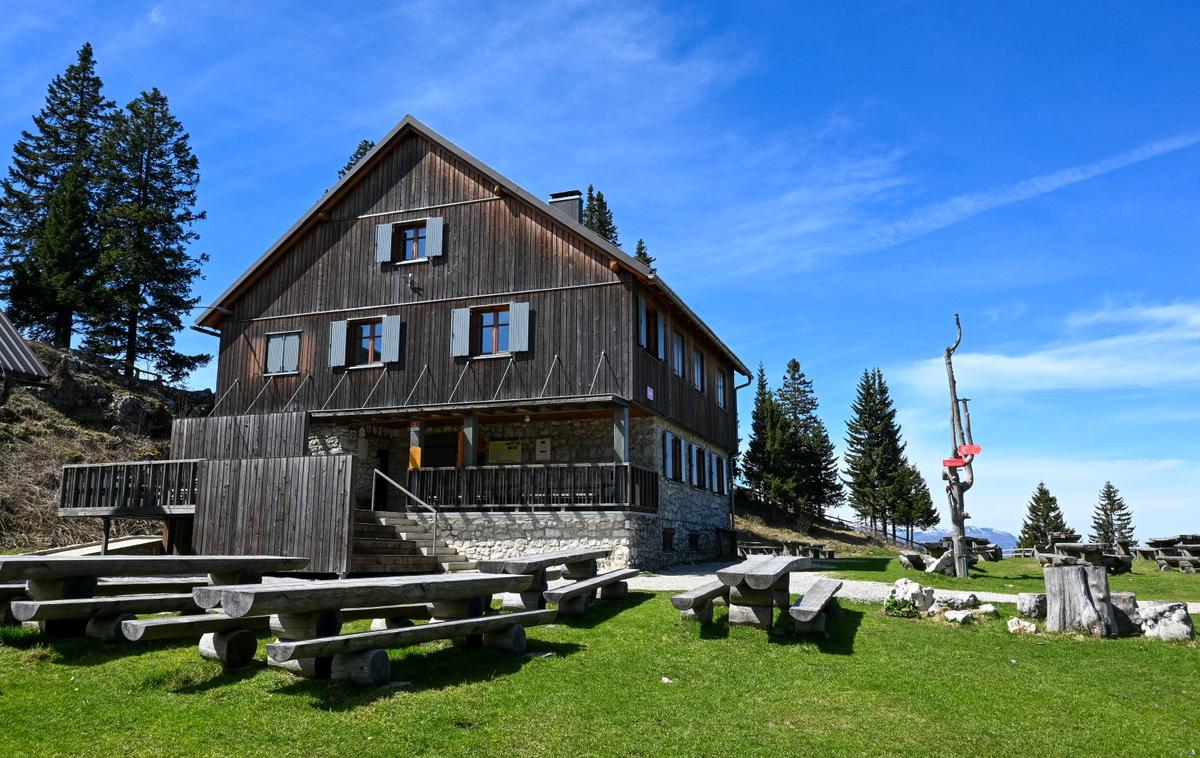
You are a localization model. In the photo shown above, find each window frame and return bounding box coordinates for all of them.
[473,304,512,358]
[716,370,727,409]
[671,331,685,378]
[263,330,301,376]
[347,317,385,368]
[643,304,660,358]
[390,220,429,264]
[692,349,705,393]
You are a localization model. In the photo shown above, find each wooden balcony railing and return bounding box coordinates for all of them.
[59,459,202,517]
[401,463,658,513]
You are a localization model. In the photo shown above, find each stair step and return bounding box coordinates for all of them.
[349,555,440,573]
[352,538,420,555]
[353,523,401,537]
[442,561,477,572]
[415,546,460,557]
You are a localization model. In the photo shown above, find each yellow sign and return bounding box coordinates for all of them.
[487,440,522,465]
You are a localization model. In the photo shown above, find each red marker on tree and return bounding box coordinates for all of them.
[958,444,982,456]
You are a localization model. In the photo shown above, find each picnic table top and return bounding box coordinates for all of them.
[1053,543,1104,552]
[476,548,611,574]
[0,555,309,581]
[716,555,810,590]
[194,572,533,618]
[1149,535,1200,547]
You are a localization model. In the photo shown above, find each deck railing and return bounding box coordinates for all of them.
[403,463,658,513]
[59,459,202,517]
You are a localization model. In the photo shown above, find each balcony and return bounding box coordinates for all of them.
[59,460,201,518]
[399,462,659,513]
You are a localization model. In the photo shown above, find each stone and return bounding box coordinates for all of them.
[975,603,997,616]
[1137,602,1195,642]
[898,552,926,571]
[1109,592,1140,637]
[1017,593,1047,620]
[1007,617,1037,635]
[887,578,935,614]
[924,551,956,576]
[933,593,979,611]
[944,610,972,624]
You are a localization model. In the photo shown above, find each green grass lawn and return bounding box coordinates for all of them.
[1,593,1198,757]
[826,556,1200,602]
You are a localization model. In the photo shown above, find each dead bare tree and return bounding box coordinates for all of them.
[943,314,977,578]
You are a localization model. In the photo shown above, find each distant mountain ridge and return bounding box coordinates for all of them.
[912,526,1018,550]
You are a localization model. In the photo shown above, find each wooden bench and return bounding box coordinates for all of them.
[543,568,639,615]
[477,548,612,611]
[670,580,728,623]
[788,578,842,635]
[717,556,810,629]
[265,609,557,686]
[11,593,202,642]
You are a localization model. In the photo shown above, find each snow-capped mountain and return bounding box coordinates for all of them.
[911,526,1019,550]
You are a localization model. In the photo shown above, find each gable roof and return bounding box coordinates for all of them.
[197,115,749,377]
[0,310,49,380]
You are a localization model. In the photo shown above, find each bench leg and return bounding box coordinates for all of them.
[563,559,598,579]
[600,581,628,601]
[680,601,713,624]
[500,591,547,611]
[199,629,258,669]
[727,603,774,629]
[558,594,591,616]
[27,576,97,638]
[208,569,263,586]
[370,617,414,631]
[331,649,391,686]
[85,613,137,643]
[483,624,527,655]
[268,610,342,679]
[792,612,828,637]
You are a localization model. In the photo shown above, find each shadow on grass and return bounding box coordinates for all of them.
[821,557,892,573]
[271,639,585,711]
[551,590,655,630]
[152,660,268,694]
[767,607,864,655]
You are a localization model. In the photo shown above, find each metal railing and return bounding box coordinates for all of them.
[59,459,202,517]
[370,468,441,550]
[403,462,658,513]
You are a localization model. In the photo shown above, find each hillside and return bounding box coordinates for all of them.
[0,342,211,551]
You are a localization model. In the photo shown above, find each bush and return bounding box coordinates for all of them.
[883,596,920,618]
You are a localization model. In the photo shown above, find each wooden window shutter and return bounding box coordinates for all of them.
[375,223,394,263]
[509,302,531,352]
[265,335,284,374]
[328,321,348,367]
[282,332,300,373]
[450,308,471,357]
[656,315,665,360]
[662,431,672,477]
[381,315,402,363]
[637,295,647,347]
[426,217,444,257]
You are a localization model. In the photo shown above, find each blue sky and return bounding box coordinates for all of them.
[3,1,1199,538]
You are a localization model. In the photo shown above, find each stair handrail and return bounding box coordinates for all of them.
[370,468,440,556]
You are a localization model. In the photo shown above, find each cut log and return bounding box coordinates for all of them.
[123,613,270,642]
[269,655,332,679]
[600,582,628,601]
[670,580,728,611]
[727,603,774,628]
[331,649,391,686]
[543,569,639,604]
[370,617,414,631]
[789,579,842,623]
[483,623,527,654]
[85,613,137,643]
[0,555,308,581]
[10,593,199,622]
[198,628,259,668]
[1044,565,1116,637]
[270,610,343,640]
[476,549,610,575]
[717,556,808,590]
[95,578,208,596]
[25,576,97,600]
[562,559,598,579]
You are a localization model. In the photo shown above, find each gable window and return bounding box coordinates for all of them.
[672,331,685,378]
[692,349,705,393]
[376,217,443,264]
[350,319,384,366]
[264,331,300,375]
[476,306,510,356]
[394,222,427,262]
[716,370,727,409]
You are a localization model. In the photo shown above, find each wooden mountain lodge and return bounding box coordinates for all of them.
[58,116,749,574]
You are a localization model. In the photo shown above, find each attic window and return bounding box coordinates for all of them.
[392,222,427,262]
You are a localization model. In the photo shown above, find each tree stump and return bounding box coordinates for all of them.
[1044,565,1115,637]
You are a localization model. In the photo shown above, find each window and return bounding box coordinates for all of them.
[716,370,727,409]
[264,331,300,375]
[692,350,705,392]
[640,301,661,357]
[716,455,726,495]
[393,222,427,262]
[350,319,384,366]
[476,306,510,356]
[662,528,675,552]
[663,432,684,482]
[692,445,707,489]
[687,531,701,551]
[672,331,685,377]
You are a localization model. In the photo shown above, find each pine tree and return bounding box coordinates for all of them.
[741,364,774,497]
[0,43,113,346]
[634,238,655,269]
[775,358,842,520]
[582,184,619,245]
[777,358,817,422]
[842,368,906,535]
[1090,481,1135,545]
[894,459,939,542]
[1017,482,1071,548]
[83,88,209,382]
[805,420,844,518]
[338,139,375,178]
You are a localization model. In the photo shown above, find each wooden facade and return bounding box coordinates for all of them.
[170,412,309,460]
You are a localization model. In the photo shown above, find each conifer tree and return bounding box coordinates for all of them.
[0,43,113,346]
[842,368,906,535]
[775,358,842,520]
[1017,482,1071,548]
[634,238,655,269]
[741,364,774,497]
[83,88,208,382]
[1089,481,1135,545]
[582,184,619,245]
[338,139,375,178]
[894,459,939,542]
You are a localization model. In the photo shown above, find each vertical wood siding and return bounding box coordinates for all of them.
[170,413,309,459]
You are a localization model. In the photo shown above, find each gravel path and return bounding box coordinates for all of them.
[628,561,1200,613]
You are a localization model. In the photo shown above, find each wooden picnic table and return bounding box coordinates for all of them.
[0,555,309,582]
[476,548,612,611]
[716,555,809,629]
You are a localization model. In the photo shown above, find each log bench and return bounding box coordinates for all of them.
[543,568,639,615]
[265,609,557,686]
[716,556,810,630]
[788,578,842,635]
[670,580,729,623]
[477,548,612,611]
[10,593,202,642]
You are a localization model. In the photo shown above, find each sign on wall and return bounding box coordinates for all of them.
[488,440,523,465]
[535,437,552,462]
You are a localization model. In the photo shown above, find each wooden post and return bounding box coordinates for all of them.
[408,420,424,470]
[101,518,111,556]
[943,315,977,579]
[462,416,478,467]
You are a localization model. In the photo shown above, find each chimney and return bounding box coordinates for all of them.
[548,190,583,224]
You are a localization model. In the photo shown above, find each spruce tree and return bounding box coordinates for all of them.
[634,238,655,269]
[1090,481,1135,545]
[0,43,113,346]
[775,358,842,520]
[842,368,906,535]
[582,184,619,245]
[1017,482,1071,548]
[894,459,938,542]
[338,139,375,178]
[741,364,774,497]
[83,88,208,382]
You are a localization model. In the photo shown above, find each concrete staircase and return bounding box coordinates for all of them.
[350,510,476,574]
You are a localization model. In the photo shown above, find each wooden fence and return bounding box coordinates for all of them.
[192,454,355,574]
[170,412,309,460]
[59,459,201,517]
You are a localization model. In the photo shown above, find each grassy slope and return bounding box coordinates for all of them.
[828,556,1200,602]
[1,594,1198,757]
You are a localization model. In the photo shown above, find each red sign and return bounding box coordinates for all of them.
[958,444,982,456]
[943,458,967,468]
